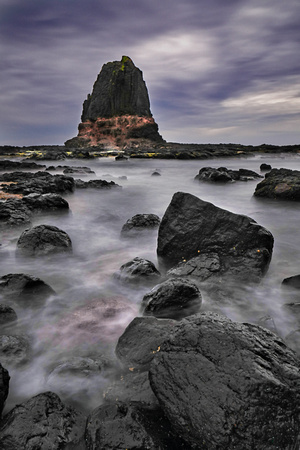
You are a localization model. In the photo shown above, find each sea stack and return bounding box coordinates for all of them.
[65,56,164,149]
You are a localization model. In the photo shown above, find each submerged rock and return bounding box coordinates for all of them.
[0,392,86,449]
[115,316,176,371]
[16,224,72,257]
[0,364,9,418]
[141,277,202,320]
[149,312,300,450]
[254,168,300,200]
[0,273,55,304]
[282,274,300,289]
[157,192,274,282]
[75,178,121,189]
[121,213,160,237]
[260,163,272,171]
[195,166,262,183]
[113,257,161,284]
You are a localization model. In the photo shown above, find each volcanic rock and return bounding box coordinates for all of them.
[85,401,189,450]
[0,273,55,304]
[115,316,176,371]
[63,166,95,175]
[0,159,46,171]
[113,257,161,285]
[0,364,9,418]
[65,56,164,148]
[195,166,262,182]
[75,178,121,189]
[16,224,72,257]
[121,213,160,237]
[0,305,17,325]
[104,371,159,410]
[141,277,202,320]
[0,392,86,449]
[260,163,272,171]
[22,192,69,211]
[0,171,75,195]
[0,199,32,228]
[0,335,30,367]
[149,312,300,449]
[254,168,300,200]
[157,192,274,282]
[282,274,300,289]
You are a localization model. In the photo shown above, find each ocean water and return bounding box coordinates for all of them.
[1,153,300,413]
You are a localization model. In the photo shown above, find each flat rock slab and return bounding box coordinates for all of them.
[157,192,274,282]
[0,392,86,449]
[195,166,262,182]
[0,171,75,195]
[149,312,300,450]
[254,168,300,200]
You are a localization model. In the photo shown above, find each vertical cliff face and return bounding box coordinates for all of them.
[65,56,164,149]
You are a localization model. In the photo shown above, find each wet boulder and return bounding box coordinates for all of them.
[85,401,189,450]
[115,316,176,371]
[157,192,274,282]
[22,192,69,212]
[0,199,32,227]
[0,273,55,304]
[0,335,30,367]
[254,168,300,200]
[260,163,272,171]
[121,213,160,237]
[282,274,300,289]
[149,312,300,450]
[16,224,72,257]
[104,371,159,410]
[141,277,202,320]
[0,304,17,325]
[113,257,161,285]
[0,364,9,418]
[0,391,86,449]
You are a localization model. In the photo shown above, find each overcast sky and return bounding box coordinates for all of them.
[1,0,300,146]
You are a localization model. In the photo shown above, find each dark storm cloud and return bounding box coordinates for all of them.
[0,0,299,145]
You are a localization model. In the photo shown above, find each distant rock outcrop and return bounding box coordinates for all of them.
[65,56,164,149]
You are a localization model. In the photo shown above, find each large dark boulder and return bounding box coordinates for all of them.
[195,167,262,183]
[121,213,160,237]
[149,312,300,450]
[157,192,274,282]
[141,277,202,320]
[113,257,161,285]
[254,168,300,200]
[0,171,75,195]
[0,391,86,449]
[0,273,55,304]
[85,401,189,450]
[115,316,176,371]
[16,224,72,257]
[0,364,9,418]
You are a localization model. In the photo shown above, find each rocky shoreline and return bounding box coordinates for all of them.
[1,142,300,161]
[1,154,300,448]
